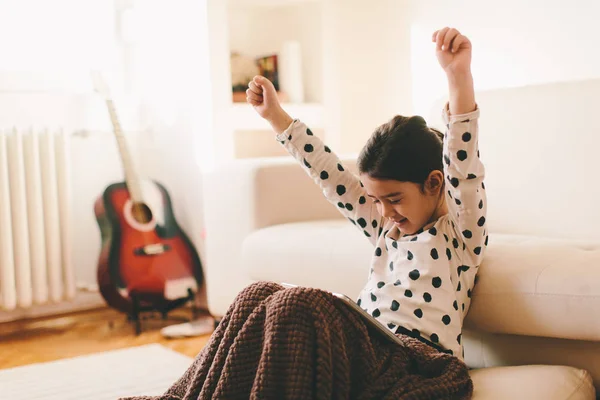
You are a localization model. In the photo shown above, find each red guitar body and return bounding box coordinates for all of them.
[94,181,203,315]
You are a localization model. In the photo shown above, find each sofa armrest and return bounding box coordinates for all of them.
[201,156,357,316]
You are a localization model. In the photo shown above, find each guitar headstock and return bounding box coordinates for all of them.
[91,70,111,100]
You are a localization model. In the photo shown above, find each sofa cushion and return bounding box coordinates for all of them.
[244,220,600,342]
[463,329,600,390]
[470,365,595,399]
[468,234,600,341]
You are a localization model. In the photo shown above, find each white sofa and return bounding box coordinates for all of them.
[202,79,600,399]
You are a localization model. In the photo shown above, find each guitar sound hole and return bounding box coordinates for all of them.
[131,202,153,224]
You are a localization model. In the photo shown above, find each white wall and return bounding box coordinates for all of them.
[127,0,214,307]
[0,0,124,308]
[0,0,116,78]
[319,0,600,152]
[321,0,414,154]
[409,0,600,119]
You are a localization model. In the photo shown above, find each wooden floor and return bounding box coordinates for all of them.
[0,307,213,370]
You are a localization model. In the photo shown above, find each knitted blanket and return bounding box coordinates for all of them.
[122,281,473,400]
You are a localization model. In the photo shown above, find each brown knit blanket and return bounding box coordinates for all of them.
[121,281,472,400]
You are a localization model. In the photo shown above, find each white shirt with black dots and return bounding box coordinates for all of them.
[276,105,487,359]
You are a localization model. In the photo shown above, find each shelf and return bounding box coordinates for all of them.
[229,102,323,131]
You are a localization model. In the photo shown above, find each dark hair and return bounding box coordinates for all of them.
[357,115,444,185]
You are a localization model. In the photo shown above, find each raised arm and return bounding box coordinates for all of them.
[246,76,382,244]
[433,27,487,263]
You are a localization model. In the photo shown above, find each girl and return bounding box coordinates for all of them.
[246,26,487,359]
[124,26,482,400]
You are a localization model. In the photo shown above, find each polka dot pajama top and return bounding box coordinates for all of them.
[276,105,487,359]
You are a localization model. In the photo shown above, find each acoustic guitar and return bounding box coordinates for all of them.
[92,73,203,325]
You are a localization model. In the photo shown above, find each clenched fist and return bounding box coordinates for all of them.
[432,27,472,76]
[246,76,282,120]
[247,75,293,134]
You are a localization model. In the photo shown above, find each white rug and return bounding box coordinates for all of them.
[0,344,194,400]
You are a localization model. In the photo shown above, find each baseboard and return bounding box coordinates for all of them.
[0,292,106,323]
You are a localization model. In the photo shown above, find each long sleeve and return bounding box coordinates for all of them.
[442,105,488,264]
[276,119,382,244]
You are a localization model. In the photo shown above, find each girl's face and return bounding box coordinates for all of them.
[360,172,446,235]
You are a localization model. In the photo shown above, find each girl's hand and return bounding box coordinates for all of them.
[246,75,282,121]
[246,75,293,134]
[432,27,472,77]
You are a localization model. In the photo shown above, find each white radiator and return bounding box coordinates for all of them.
[0,128,74,310]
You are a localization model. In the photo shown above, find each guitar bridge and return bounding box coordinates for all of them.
[134,243,171,256]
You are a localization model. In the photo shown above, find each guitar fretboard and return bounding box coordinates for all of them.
[105,99,143,203]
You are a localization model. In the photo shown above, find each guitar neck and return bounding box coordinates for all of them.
[105,99,143,203]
